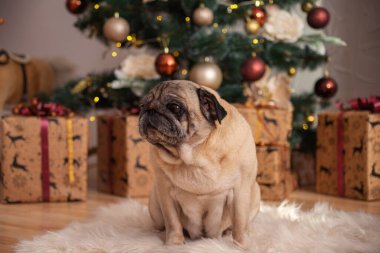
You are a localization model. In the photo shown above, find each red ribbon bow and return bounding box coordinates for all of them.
[12,98,71,117]
[337,96,380,113]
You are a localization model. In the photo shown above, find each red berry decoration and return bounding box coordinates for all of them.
[251,7,267,26]
[241,56,266,82]
[307,7,330,29]
[66,0,87,14]
[314,77,338,99]
[155,53,178,76]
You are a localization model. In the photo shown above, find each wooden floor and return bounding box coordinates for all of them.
[1,188,379,252]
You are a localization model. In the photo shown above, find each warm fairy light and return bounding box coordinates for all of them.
[116,42,122,47]
[222,27,228,33]
[94,3,100,10]
[185,16,190,22]
[288,67,296,75]
[260,38,265,43]
[255,1,261,7]
[93,96,100,103]
[126,35,133,41]
[252,38,259,44]
[114,12,120,18]
[111,51,117,57]
[173,50,180,57]
[89,116,96,122]
[181,69,188,75]
[230,4,239,10]
[307,115,315,122]
[156,15,163,22]
[213,22,219,28]
[303,123,309,130]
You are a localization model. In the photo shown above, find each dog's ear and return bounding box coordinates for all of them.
[197,88,227,124]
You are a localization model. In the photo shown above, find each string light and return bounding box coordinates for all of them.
[126,35,133,41]
[93,96,100,103]
[230,4,239,10]
[185,16,190,23]
[252,38,259,44]
[213,22,219,28]
[302,123,309,130]
[94,3,100,10]
[173,50,180,57]
[288,67,296,76]
[89,116,96,122]
[116,42,122,48]
[222,27,228,33]
[255,1,261,7]
[307,115,315,122]
[181,69,188,75]
[111,51,118,57]
[156,15,163,22]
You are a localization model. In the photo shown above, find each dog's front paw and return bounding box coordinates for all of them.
[165,232,185,245]
[233,232,250,250]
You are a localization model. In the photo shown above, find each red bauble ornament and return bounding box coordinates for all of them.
[241,56,266,82]
[251,7,267,26]
[155,53,178,76]
[314,77,337,99]
[307,7,330,29]
[66,0,87,14]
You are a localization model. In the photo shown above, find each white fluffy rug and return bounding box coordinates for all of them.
[16,200,380,253]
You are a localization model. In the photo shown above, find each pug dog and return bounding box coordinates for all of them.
[139,80,260,249]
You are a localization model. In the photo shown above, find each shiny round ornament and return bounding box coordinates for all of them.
[240,56,266,82]
[103,16,130,42]
[66,0,87,14]
[250,7,267,26]
[192,5,214,26]
[287,67,297,76]
[245,19,261,35]
[314,77,337,99]
[189,62,223,90]
[307,7,330,29]
[301,0,315,13]
[155,53,178,76]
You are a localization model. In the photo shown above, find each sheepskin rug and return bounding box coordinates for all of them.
[16,200,380,253]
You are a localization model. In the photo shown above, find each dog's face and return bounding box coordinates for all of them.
[139,80,227,147]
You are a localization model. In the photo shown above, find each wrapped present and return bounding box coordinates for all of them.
[259,171,298,201]
[256,146,290,184]
[97,114,153,198]
[291,150,315,187]
[236,105,292,146]
[0,101,88,203]
[316,97,380,200]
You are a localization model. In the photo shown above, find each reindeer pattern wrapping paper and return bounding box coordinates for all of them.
[236,106,292,146]
[0,116,88,203]
[316,111,380,200]
[97,115,153,198]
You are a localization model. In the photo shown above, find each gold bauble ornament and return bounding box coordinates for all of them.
[287,67,297,76]
[103,16,130,42]
[192,4,214,26]
[245,18,261,35]
[189,62,223,90]
[301,0,314,13]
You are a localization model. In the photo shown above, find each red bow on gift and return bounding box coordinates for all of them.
[12,98,72,117]
[337,96,380,113]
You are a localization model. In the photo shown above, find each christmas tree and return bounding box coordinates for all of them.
[57,0,344,150]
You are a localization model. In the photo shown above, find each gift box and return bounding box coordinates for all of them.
[236,105,292,146]
[256,145,296,200]
[316,111,380,200]
[0,115,88,203]
[256,146,290,184]
[97,114,153,198]
[291,150,315,187]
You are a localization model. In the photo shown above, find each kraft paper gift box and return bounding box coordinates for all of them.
[97,114,153,198]
[0,116,88,203]
[236,105,292,146]
[316,111,380,200]
[256,145,290,185]
[256,145,296,201]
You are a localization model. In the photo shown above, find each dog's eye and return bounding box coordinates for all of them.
[167,103,182,115]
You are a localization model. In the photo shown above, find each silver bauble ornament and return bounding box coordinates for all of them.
[189,62,223,90]
[192,5,214,26]
[103,16,130,42]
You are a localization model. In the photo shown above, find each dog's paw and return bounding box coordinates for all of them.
[165,232,185,245]
[233,233,250,250]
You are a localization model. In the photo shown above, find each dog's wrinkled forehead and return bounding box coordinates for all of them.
[142,80,199,106]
